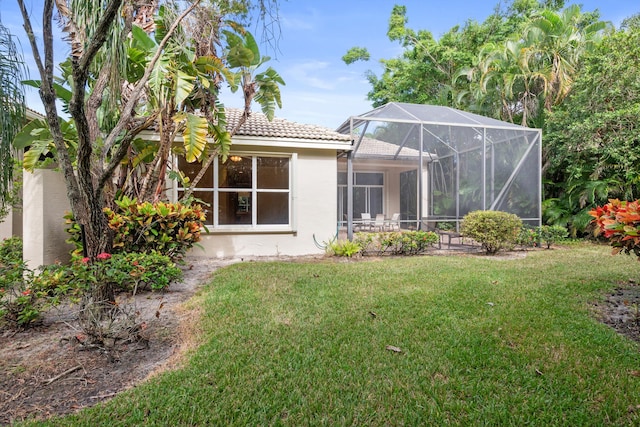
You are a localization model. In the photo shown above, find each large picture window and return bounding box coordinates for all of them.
[177,154,291,229]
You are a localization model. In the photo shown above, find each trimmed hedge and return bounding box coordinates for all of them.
[461,210,522,254]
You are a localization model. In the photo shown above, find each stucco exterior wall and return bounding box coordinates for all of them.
[189,148,337,258]
[19,147,343,263]
[0,198,23,240]
[0,211,13,241]
[22,169,73,269]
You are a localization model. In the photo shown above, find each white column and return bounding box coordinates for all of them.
[22,168,73,270]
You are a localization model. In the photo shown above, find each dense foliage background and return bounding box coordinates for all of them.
[344,0,640,235]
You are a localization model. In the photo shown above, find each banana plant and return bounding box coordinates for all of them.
[13,118,78,171]
[125,5,239,200]
[224,28,285,122]
[180,26,285,197]
[15,72,77,171]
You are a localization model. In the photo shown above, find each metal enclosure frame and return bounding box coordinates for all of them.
[336,102,542,239]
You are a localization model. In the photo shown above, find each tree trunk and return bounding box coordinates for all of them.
[139,108,174,201]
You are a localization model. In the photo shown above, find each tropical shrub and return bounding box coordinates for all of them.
[67,196,206,261]
[105,197,206,260]
[590,199,640,258]
[0,236,22,263]
[516,225,569,249]
[0,236,182,329]
[31,263,85,302]
[0,237,47,328]
[0,286,41,327]
[516,226,538,248]
[327,239,362,257]
[71,251,183,293]
[0,237,26,290]
[461,210,522,254]
[354,230,439,256]
[1,252,82,328]
[538,225,568,249]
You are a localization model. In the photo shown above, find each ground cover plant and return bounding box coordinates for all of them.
[24,244,640,426]
[354,230,439,256]
[0,239,182,330]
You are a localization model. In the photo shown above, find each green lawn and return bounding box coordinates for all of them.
[30,244,640,426]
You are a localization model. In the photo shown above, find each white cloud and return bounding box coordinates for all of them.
[280,5,322,32]
[281,15,315,31]
[286,60,336,89]
[284,60,369,93]
[275,89,372,129]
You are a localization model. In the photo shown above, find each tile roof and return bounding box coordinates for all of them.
[24,106,352,143]
[354,136,419,159]
[25,108,45,120]
[226,108,351,142]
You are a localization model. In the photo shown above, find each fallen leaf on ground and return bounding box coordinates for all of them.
[386,345,402,353]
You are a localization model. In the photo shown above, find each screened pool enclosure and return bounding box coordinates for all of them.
[336,102,542,238]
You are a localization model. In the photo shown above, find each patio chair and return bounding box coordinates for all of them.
[386,213,401,231]
[359,213,372,231]
[373,214,385,232]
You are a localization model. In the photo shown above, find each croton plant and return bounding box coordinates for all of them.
[590,199,640,258]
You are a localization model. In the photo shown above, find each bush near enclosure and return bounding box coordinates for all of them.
[461,211,522,254]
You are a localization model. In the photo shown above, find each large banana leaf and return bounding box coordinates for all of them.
[13,119,54,171]
[22,80,72,104]
[241,31,260,67]
[210,123,232,161]
[12,119,49,150]
[224,29,259,68]
[174,70,195,107]
[13,117,79,171]
[130,138,160,167]
[195,55,235,87]
[148,56,171,106]
[176,112,208,162]
[23,139,53,171]
[130,24,156,51]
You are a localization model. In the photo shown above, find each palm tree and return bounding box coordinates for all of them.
[0,18,26,216]
[524,4,610,111]
[460,5,609,128]
[476,39,542,126]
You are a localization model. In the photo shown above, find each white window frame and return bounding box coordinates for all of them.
[175,152,296,233]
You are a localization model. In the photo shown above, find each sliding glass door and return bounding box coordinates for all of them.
[338,172,384,223]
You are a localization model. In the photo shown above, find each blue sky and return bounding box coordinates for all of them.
[2,0,638,129]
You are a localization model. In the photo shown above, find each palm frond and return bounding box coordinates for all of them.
[0,19,27,208]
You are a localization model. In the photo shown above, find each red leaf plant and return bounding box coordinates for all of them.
[590,199,640,258]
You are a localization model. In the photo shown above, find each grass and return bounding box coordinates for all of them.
[28,243,640,426]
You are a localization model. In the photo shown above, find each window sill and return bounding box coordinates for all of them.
[202,227,297,235]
